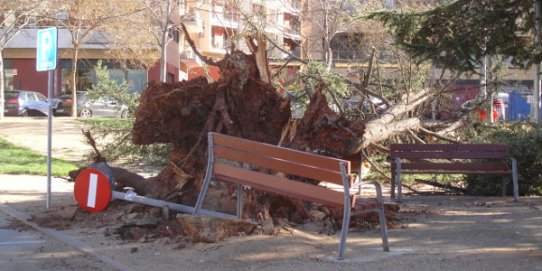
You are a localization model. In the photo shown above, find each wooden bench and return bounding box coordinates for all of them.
[193,132,390,260]
[390,144,519,203]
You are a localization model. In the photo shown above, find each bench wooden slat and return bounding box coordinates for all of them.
[214,145,346,185]
[391,162,510,172]
[391,144,508,152]
[396,169,511,175]
[401,168,512,175]
[213,163,352,208]
[390,152,508,159]
[213,133,351,173]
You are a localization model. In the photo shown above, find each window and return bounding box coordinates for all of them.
[26,92,37,101]
[166,72,175,83]
[36,93,47,102]
[252,4,266,21]
[169,26,180,43]
[330,33,370,62]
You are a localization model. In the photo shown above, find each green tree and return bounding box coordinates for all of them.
[86,60,139,115]
[367,0,536,73]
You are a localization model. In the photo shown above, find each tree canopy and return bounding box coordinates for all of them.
[368,0,536,73]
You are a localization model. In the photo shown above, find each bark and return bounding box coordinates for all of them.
[0,50,4,119]
[352,89,432,153]
[176,214,257,243]
[160,28,168,83]
[362,117,422,149]
[70,45,79,117]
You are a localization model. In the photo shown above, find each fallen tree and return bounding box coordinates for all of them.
[71,25,474,242]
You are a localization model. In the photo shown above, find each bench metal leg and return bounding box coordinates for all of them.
[338,199,351,260]
[510,157,519,202]
[377,205,390,252]
[390,172,396,200]
[194,134,216,214]
[194,174,212,214]
[394,158,403,203]
[338,162,352,260]
[372,181,390,252]
[236,184,243,218]
[501,178,508,198]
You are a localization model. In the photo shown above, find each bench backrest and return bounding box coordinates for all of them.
[208,132,354,208]
[390,144,509,160]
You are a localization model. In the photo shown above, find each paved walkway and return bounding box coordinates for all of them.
[0,174,128,271]
[0,117,92,163]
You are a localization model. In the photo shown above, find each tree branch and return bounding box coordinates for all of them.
[418,126,461,144]
[179,23,219,66]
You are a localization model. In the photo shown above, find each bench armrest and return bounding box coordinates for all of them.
[352,179,384,203]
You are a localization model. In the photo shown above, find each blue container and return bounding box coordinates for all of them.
[508,91,531,121]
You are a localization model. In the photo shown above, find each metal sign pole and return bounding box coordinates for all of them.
[37,27,57,208]
[534,0,541,123]
[46,70,53,208]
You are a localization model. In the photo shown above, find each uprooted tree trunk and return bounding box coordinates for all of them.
[86,28,459,239]
[129,51,365,221]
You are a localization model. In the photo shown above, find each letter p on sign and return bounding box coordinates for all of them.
[74,168,112,212]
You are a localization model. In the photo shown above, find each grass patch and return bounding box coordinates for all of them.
[78,117,133,128]
[0,138,80,176]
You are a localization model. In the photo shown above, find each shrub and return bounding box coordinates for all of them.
[465,122,542,196]
[80,116,171,167]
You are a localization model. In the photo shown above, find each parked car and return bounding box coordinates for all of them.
[4,90,53,116]
[54,91,130,118]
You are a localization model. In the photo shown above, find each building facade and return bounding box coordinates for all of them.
[179,0,302,80]
[3,24,179,98]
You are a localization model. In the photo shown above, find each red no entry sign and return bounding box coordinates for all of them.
[74,168,112,212]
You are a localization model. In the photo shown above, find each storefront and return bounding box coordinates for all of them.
[4,58,152,97]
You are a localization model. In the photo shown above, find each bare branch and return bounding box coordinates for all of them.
[407,128,426,144]
[179,23,219,66]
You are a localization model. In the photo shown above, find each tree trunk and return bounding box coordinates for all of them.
[351,89,433,152]
[0,49,5,119]
[70,42,79,117]
[160,28,168,83]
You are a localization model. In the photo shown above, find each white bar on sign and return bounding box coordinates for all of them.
[87,173,98,208]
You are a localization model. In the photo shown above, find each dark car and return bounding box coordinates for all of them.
[4,90,52,116]
[54,91,130,118]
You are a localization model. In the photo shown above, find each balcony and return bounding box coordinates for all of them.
[180,50,194,60]
[210,13,239,29]
[210,3,239,29]
[269,46,301,60]
[284,24,300,35]
[332,50,398,64]
[332,51,369,62]
[282,0,301,15]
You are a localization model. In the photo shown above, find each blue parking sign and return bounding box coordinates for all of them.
[36,27,58,71]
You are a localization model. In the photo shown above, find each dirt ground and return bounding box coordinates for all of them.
[1,118,542,270]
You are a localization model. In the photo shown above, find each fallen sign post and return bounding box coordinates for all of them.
[74,166,234,219]
[74,168,112,213]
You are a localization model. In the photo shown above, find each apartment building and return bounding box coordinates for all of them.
[179,0,302,80]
